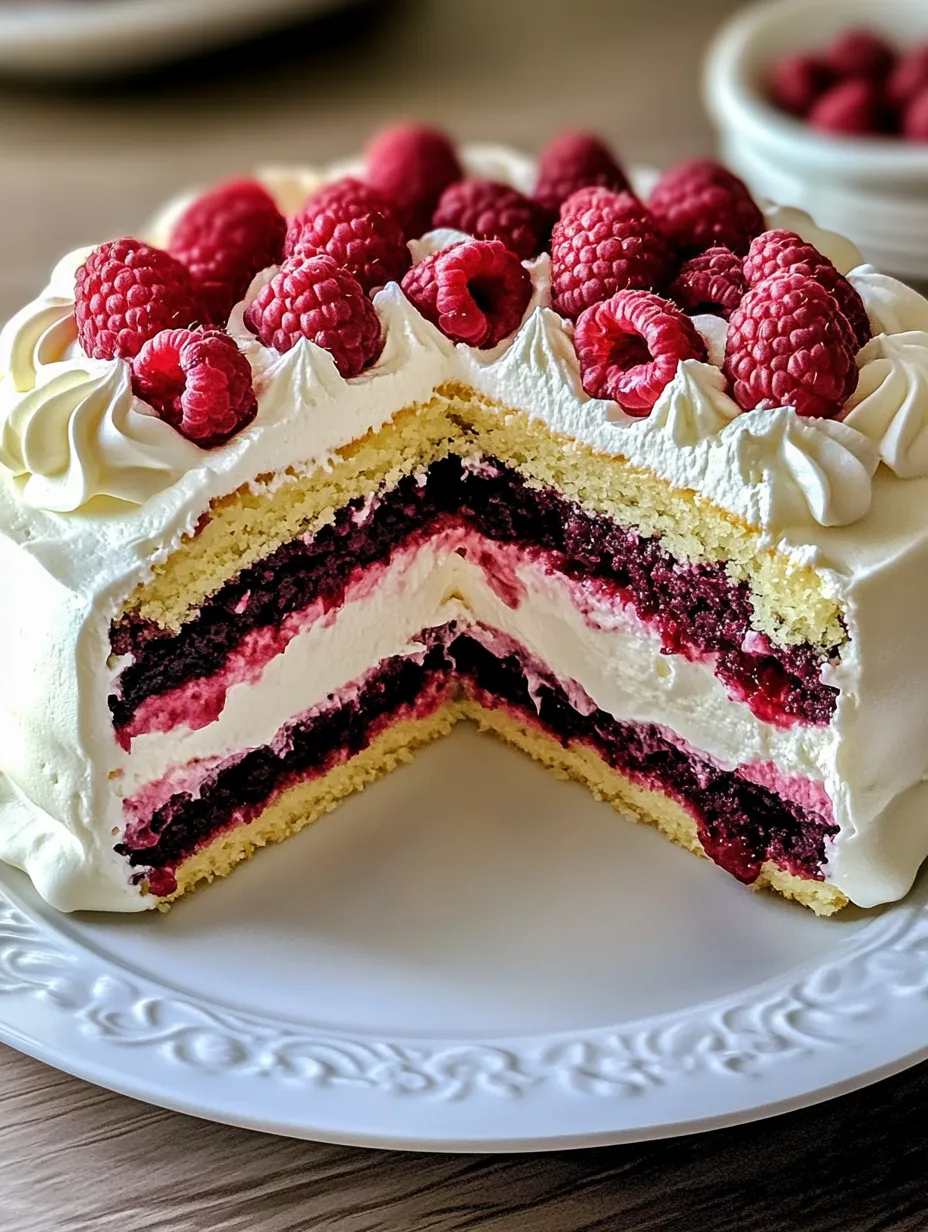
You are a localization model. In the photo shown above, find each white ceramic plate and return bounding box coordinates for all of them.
[0,0,360,79]
[1,724,926,1151]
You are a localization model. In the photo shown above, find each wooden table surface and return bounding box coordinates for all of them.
[1,2,927,1228]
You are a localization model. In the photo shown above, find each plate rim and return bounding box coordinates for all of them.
[2,850,928,1151]
[3,1022,927,1153]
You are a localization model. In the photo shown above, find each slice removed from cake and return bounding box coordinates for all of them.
[0,125,926,917]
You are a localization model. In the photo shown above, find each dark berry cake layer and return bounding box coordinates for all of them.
[117,635,455,896]
[117,625,836,895]
[453,633,836,886]
[109,456,839,736]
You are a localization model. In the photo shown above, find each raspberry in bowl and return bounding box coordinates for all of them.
[704,0,928,280]
[768,26,928,138]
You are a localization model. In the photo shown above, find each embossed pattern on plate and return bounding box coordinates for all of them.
[0,726,926,1150]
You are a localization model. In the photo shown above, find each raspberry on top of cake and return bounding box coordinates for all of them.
[1,123,928,917]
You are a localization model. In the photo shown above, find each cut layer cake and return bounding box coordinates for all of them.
[2,126,928,915]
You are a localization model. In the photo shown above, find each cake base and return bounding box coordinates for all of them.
[155,704,461,908]
[460,700,848,918]
[160,699,848,917]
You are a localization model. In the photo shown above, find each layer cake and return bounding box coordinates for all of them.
[1,127,927,915]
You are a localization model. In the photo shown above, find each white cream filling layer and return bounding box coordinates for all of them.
[118,529,928,910]
[120,537,836,814]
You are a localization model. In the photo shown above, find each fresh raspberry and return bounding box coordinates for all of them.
[74,238,202,361]
[299,176,393,217]
[903,86,928,140]
[532,131,631,217]
[558,185,643,220]
[744,229,871,348]
[168,180,286,326]
[431,179,546,261]
[400,238,531,348]
[573,290,707,414]
[365,124,462,239]
[550,191,673,320]
[667,247,746,319]
[826,29,896,81]
[808,77,885,135]
[130,328,257,448]
[244,254,383,377]
[285,179,410,294]
[769,53,833,117]
[648,160,764,257]
[723,273,858,419]
[888,43,928,108]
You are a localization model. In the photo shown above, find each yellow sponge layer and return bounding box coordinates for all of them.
[155,702,461,907]
[123,390,845,653]
[459,699,848,917]
[161,699,848,917]
[129,398,461,632]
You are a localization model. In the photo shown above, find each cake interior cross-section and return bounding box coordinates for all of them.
[2,123,928,916]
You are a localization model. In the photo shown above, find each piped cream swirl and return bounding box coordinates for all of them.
[0,247,89,393]
[462,304,591,412]
[0,360,201,513]
[648,360,741,447]
[730,406,878,529]
[848,266,928,338]
[843,332,928,479]
[691,314,728,369]
[407,228,472,264]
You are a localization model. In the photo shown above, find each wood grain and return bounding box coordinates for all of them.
[3,1046,928,1231]
[1,1,926,1228]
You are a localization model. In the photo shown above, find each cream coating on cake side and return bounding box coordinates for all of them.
[3,145,928,910]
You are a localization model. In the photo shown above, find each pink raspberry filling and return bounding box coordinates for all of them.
[110,457,839,744]
[118,626,837,897]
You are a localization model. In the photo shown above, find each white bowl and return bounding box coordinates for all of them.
[704,0,928,279]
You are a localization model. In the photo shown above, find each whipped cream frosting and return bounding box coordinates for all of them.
[0,360,202,513]
[731,406,878,529]
[843,331,928,479]
[848,265,928,337]
[4,144,928,912]
[407,227,473,264]
[648,359,741,447]
[691,314,728,369]
[0,246,88,392]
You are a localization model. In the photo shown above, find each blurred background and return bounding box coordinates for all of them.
[0,0,746,315]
